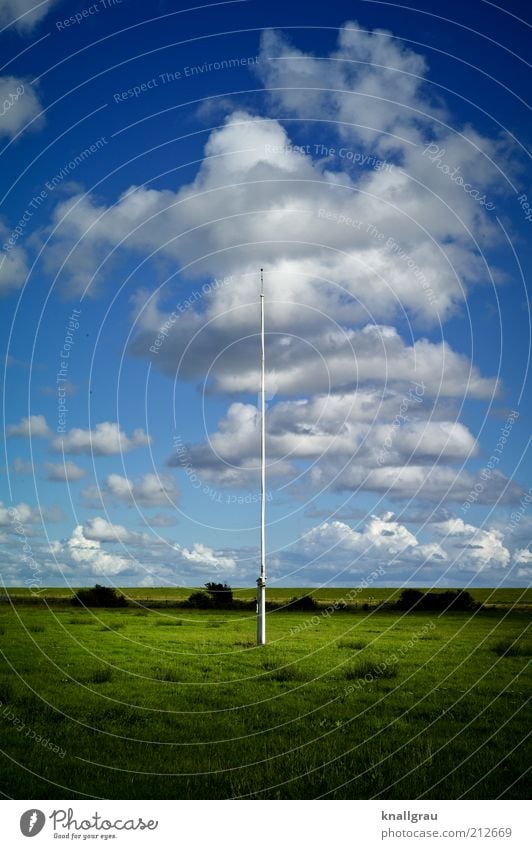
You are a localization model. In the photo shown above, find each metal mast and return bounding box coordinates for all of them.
[257,268,266,645]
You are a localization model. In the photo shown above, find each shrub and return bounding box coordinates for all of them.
[72,585,128,608]
[395,588,477,612]
[205,582,233,607]
[396,589,425,610]
[187,591,214,609]
[287,594,319,612]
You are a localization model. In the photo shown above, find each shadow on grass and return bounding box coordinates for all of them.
[344,659,398,681]
[492,639,532,657]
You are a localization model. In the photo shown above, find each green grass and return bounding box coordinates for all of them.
[344,658,398,681]
[0,600,529,800]
[492,638,532,658]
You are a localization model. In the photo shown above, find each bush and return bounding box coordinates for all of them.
[187,591,214,609]
[71,585,128,608]
[396,589,425,610]
[205,582,233,607]
[287,594,319,612]
[395,589,477,612]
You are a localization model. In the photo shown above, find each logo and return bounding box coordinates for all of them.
[20,810,46,837]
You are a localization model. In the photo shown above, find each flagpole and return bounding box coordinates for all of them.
[257,268,266,645]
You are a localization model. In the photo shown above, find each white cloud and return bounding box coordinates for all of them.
[174,542,236,572]
[513,549,532,580]
[169,388,485,500]
[0,0,58,32]
[51,422,150,455]
[0,76,42,137]
[83,472,179,507]
[514,548,532,565]
[82,516,136,543]
[0,236,28,296]
[45,460,86,482]
[257,23,437,149]
[432,518,510,571]
[48,104,500,324]
[7,414,51,438]
[0,500,63,526]
[313,463,520,504]
[302,514,418,557]
[288,513,512,579]
[140,319,497,400]
[257,23,504,193]
[0,501,39,525]
[52,525,131,576]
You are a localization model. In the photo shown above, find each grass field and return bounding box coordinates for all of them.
[0,591,530,800]
[2,585,531,607]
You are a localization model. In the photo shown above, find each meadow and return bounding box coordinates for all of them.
[0,589,530,800]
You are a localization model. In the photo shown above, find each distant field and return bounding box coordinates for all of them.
[0,601,530,799]
[2,586,531,608]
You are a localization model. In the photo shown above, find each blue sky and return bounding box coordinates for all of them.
[0,0,531,589]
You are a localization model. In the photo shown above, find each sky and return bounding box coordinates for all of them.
[0,0,531,590]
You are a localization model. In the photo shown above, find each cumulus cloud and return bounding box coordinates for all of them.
[0,500,63,526]
[46,522,235,583]
[257,24,505,197]
[47,104,499,322]
[82,516,137,543]
[0,0,58,32]
[0,76,42,137]
[312,462,521,504]
[288,513,512,579]
[136,318,497,400]
[81,516,168,547]
[45,460,86,482]
[7,414,51,438]
[514,548,532,565]
[302,514,419,558]
[50,422,150,455]
[50,526,131,577]
[168,387,487,500]
[257,23,436,149]
[0,233,28,296]
[431,518,510,571]
[174,542,236,572]
[0,501,39,525]
[83,472,179,507]
[29,21,515,569]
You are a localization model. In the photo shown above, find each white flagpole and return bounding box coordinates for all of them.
[257,268,266,645]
